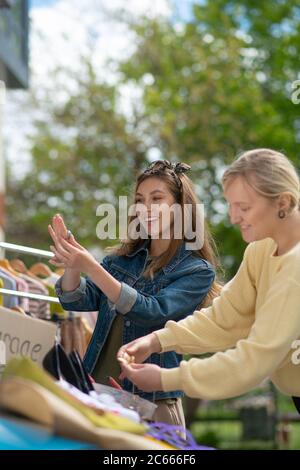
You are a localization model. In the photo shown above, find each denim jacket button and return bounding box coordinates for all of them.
[125,320,131,327]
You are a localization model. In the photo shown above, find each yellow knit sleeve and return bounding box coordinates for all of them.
[160,274,300,400]
[156,241,258,355]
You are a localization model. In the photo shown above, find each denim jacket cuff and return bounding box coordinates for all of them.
[114,282,137,314]
[55,276,86,303]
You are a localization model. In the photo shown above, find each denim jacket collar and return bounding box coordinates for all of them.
[162,242,191,274]
[126,239,191,273]
[126,239,150,258]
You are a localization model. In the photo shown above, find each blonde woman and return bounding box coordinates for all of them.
[118,149,300,405]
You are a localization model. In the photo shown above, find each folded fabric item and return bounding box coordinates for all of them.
[93,383,157,421]
[2,357,145,435]
[147,422,215,450]
[58,380,140,423]
[0,376,171,450]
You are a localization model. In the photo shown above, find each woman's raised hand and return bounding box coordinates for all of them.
[48,214,91,271]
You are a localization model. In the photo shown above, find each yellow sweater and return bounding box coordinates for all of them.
[156,238,300,399]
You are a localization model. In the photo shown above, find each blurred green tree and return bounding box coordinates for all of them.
[117,0,299,276]
[6,1,300,278]
[6,59,148,253]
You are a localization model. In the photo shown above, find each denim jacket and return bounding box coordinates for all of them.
[55,241,215,401]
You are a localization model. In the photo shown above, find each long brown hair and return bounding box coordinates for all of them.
[108,160,222,307]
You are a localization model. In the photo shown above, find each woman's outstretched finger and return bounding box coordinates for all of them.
[59,237,77,252]
[119,360,133,380]
[52,236,72,257]
[49,227,70,259]
[68,233,84,250]
[53,214,68,239]
[49,258,65,268]
[48,224,58,244]
[50,245,67,263]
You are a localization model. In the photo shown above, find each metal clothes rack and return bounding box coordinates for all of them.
[0,241,59,304]
[0,288,60,304]
[0,242,53,259]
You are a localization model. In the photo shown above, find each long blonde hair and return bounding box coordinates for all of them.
[222,148,300,212]
[108,160,222,307]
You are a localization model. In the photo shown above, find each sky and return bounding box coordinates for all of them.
[3,0,166,174]
[30,0,57,7]
[30,0,195,21]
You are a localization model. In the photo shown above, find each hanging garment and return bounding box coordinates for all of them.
[45,284,66,319]
[44,272,60,285]
[18,273,50,319]
[0,269,18,308]
[29,262,53,279]
[14,276,30,311]
[41,272,67,319]
[0,266,30,311]
[11,305,26,315]
[77,310,98,330]
[60,316,86,358]
[0,278,3,305]
[80,317,93,353]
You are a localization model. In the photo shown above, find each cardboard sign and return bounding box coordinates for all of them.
[0,306,56,376]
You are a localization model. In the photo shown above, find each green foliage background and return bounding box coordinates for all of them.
[6,0,300,279]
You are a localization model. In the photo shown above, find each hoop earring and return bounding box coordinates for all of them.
[278,210,286,219]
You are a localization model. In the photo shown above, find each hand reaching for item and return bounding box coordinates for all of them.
[118,361,163,393]
[117,333,163,392]
[117,333,162,379]
[48,214,97,275]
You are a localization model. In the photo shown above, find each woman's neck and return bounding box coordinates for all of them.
[273,211,300,256]
[149,238,171,257]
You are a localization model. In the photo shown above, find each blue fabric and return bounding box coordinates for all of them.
[0,270,18,308]
[56,241,215,401]
[0,416,98,450]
